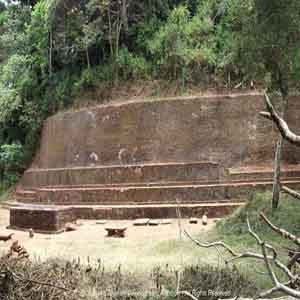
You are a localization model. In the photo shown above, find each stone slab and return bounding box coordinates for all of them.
[133,218,150,226]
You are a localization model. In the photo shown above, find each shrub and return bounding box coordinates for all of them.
[0,142,24,186]
[117,48,150,81]
[148,4,216,80]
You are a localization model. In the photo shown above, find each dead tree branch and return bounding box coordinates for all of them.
[247,217,300,298]
[260,92,300,146]
[287,252,300,271]
[260,212,300,247]
[282,186,300,201]
[184,216,300,299]
[5,265,70,292]
[183,229,239,257]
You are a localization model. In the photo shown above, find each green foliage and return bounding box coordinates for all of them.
[117,48,150,80]
[148,4,216,79]
[0,143,24,170]
[0,54,30,124]
[73,68,97,94]
[0,4,31,58]
[0,143,24,186]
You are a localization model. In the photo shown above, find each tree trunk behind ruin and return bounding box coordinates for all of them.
[271,75,288,210]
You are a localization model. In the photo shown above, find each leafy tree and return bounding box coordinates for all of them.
[148,3,217,81]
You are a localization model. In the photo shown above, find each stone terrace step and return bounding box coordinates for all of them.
[229,164,300,181]
[71,202,245,219]
[20,161,220,188]
[16,180,300,205]
[17,175,300,190]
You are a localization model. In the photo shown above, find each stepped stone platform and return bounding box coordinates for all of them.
[10,93,300,232]
[20,161,219,187]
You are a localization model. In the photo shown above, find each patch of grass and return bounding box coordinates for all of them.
[209,191,300,294]
[175,264,258,299]
[217,191,300,246]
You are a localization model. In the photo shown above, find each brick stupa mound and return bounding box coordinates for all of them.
[10,93,300,232]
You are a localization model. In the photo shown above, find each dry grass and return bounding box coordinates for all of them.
[0,255,257,300]
[0,209,220,271]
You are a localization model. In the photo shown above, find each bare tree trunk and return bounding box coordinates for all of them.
[114,7,123,85]
[86,47,90,70]
[121,0,128,32]
[272,72,288,209]
[272,137,282,209]
[49,29,53,77]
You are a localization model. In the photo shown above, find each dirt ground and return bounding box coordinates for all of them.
[0,208,217,270]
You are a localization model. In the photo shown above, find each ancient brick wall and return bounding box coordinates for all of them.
[30,93,300,174]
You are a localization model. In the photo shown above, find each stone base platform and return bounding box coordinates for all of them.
[9,205,76,234]
[8,201,243,233]
[13,161,300,233]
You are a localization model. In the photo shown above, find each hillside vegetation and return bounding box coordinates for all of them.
[0,0,300,185]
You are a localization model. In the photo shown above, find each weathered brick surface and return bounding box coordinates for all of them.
[16,180,300,205]
[21,161,219,188]
[71,203,243,219]
[29,94,300,172]
[9,206,76,233]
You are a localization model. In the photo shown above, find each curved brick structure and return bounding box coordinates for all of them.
[28,93,300,170]
[11,93,300,232]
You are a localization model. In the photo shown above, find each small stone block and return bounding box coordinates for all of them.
[96,220,107,225]
[202,214,208,225]
[160,219,172,225]
[133,218,150,226]
[65,223,77,232]
[189,218,198,224]
[149,220,160,226]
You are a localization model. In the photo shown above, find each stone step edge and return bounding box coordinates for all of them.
[8,199,245,209]
[25,160,218,173]
[27,179,300,192]
[229,165,300,175]
[17,179,221,191]
[16,176,300,192]
[8,200,246,209]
